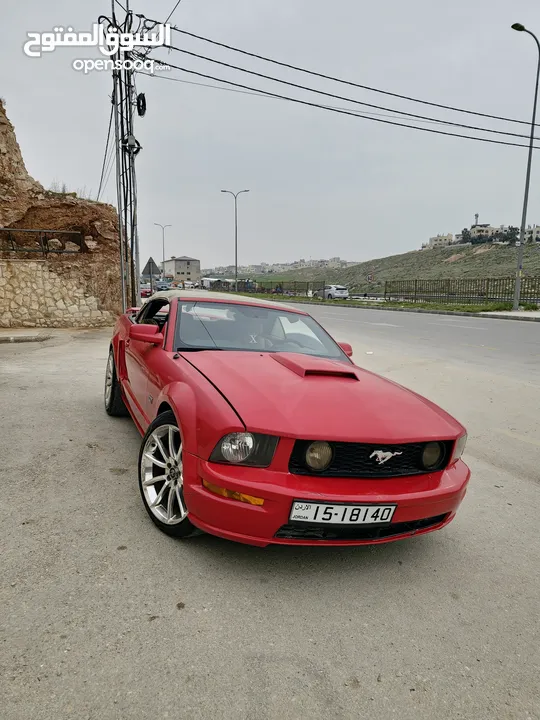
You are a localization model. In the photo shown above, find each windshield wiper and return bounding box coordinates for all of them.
[176,346,223,352]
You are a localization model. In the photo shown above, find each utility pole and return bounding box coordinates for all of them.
[511,23,540,311]
[154,223,171,279]
[107,0,143,309]
[221,189,250,292]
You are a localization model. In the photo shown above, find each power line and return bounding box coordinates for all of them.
[146,60,540,150]
[137,70,473,126]
[99,142,116,200]
[164,0,183,24]
[159,44,536,141]
[97,104,114,201]
[161,24,538,128]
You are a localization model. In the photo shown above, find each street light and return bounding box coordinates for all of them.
[221,189,250,292]
[154,223,171,280]
[511,22,540,311]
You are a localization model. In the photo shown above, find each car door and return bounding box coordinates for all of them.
[124,300,166,427]
[144,300,176,422]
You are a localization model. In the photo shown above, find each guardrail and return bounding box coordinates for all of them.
[0,228,85,255]
[206,280,327,297]
[384,278,540,304]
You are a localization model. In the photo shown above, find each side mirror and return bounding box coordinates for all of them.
[129,324,164,345]
[338,342,353,358]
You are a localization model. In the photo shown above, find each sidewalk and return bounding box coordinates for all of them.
[0,328,53,344]
[480,310,540,322]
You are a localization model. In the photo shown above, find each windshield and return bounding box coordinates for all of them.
[175,301,347,359]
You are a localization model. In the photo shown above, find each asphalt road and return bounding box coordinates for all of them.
[1,315,539,720]
[305,303,540,380]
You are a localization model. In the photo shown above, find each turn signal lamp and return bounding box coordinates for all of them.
[202,479,264,506]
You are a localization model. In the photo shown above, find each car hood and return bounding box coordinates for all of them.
[182,351,464,442]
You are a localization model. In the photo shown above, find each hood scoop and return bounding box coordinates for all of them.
[271,353,359,380]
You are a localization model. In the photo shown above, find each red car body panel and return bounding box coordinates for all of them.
[110,294,470,547]
[182,350,464,442]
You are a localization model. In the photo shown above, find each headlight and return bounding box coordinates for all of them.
[209,433,279,467]
[221,433,254,463]
[305,441,333,471]
[450,434,467,465]
[422,441,445,470]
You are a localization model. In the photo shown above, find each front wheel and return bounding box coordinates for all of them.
[138,411,200,538]
[104,348,129,416]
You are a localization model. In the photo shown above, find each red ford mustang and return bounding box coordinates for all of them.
[105,291,470,547]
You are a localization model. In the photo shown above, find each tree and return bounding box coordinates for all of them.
[505,226,519,245]
[461,228,472,244]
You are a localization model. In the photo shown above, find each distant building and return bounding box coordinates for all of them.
[469,223,498,240]
[425,233,453,249]
[162,255,201,283]
[525,224,540,242]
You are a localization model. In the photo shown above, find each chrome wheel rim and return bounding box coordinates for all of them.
[104,352,114,407]
[141,425,187,525]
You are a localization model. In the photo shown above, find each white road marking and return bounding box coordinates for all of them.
[428,322,487,330]
[319,315,358,322]
[318,315,401,328]
[318,312,350,318]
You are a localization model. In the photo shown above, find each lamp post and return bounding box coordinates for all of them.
[221,189,250,292]
[154,223,171,280]
[511,23,540,311]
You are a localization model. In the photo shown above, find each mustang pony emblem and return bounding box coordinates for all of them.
[369,450,403,465]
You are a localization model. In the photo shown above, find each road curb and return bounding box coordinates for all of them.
[267,299,540,322]
[0,333,53,344]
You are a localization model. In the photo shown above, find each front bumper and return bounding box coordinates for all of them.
[183,453,470,547]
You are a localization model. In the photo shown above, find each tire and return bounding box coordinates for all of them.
[327,294,333,300]
[138,411,200,539]
[104,348,129,417]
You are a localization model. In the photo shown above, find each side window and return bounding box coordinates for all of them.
[137,300,170,327]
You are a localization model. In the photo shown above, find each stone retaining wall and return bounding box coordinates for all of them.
[0,259,115,328]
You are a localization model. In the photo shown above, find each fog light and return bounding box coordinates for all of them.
[305,441,333,471]
[202,479,264,506]
[422,442,444,470]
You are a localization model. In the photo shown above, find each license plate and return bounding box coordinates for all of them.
[289,501,396,525]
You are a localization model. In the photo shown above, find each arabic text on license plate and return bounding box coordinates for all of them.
[289,502,396,525]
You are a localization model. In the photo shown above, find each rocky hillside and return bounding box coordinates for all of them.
[0,99,123,314]
[262,244,540,293]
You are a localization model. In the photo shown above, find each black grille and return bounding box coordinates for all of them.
[275,514,449,541]
[289,440,452,478]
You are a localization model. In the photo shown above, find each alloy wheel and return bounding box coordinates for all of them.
[140,424,187,525]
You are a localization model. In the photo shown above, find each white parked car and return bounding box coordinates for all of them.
[315,284,350,300]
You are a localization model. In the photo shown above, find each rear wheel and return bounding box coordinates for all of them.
[327,294,333,300]
[104,348,129,416]
[138,411,200,538]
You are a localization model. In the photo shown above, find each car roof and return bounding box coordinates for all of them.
[147,289,307,314]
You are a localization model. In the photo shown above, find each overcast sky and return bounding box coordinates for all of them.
[4,0,540,269]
